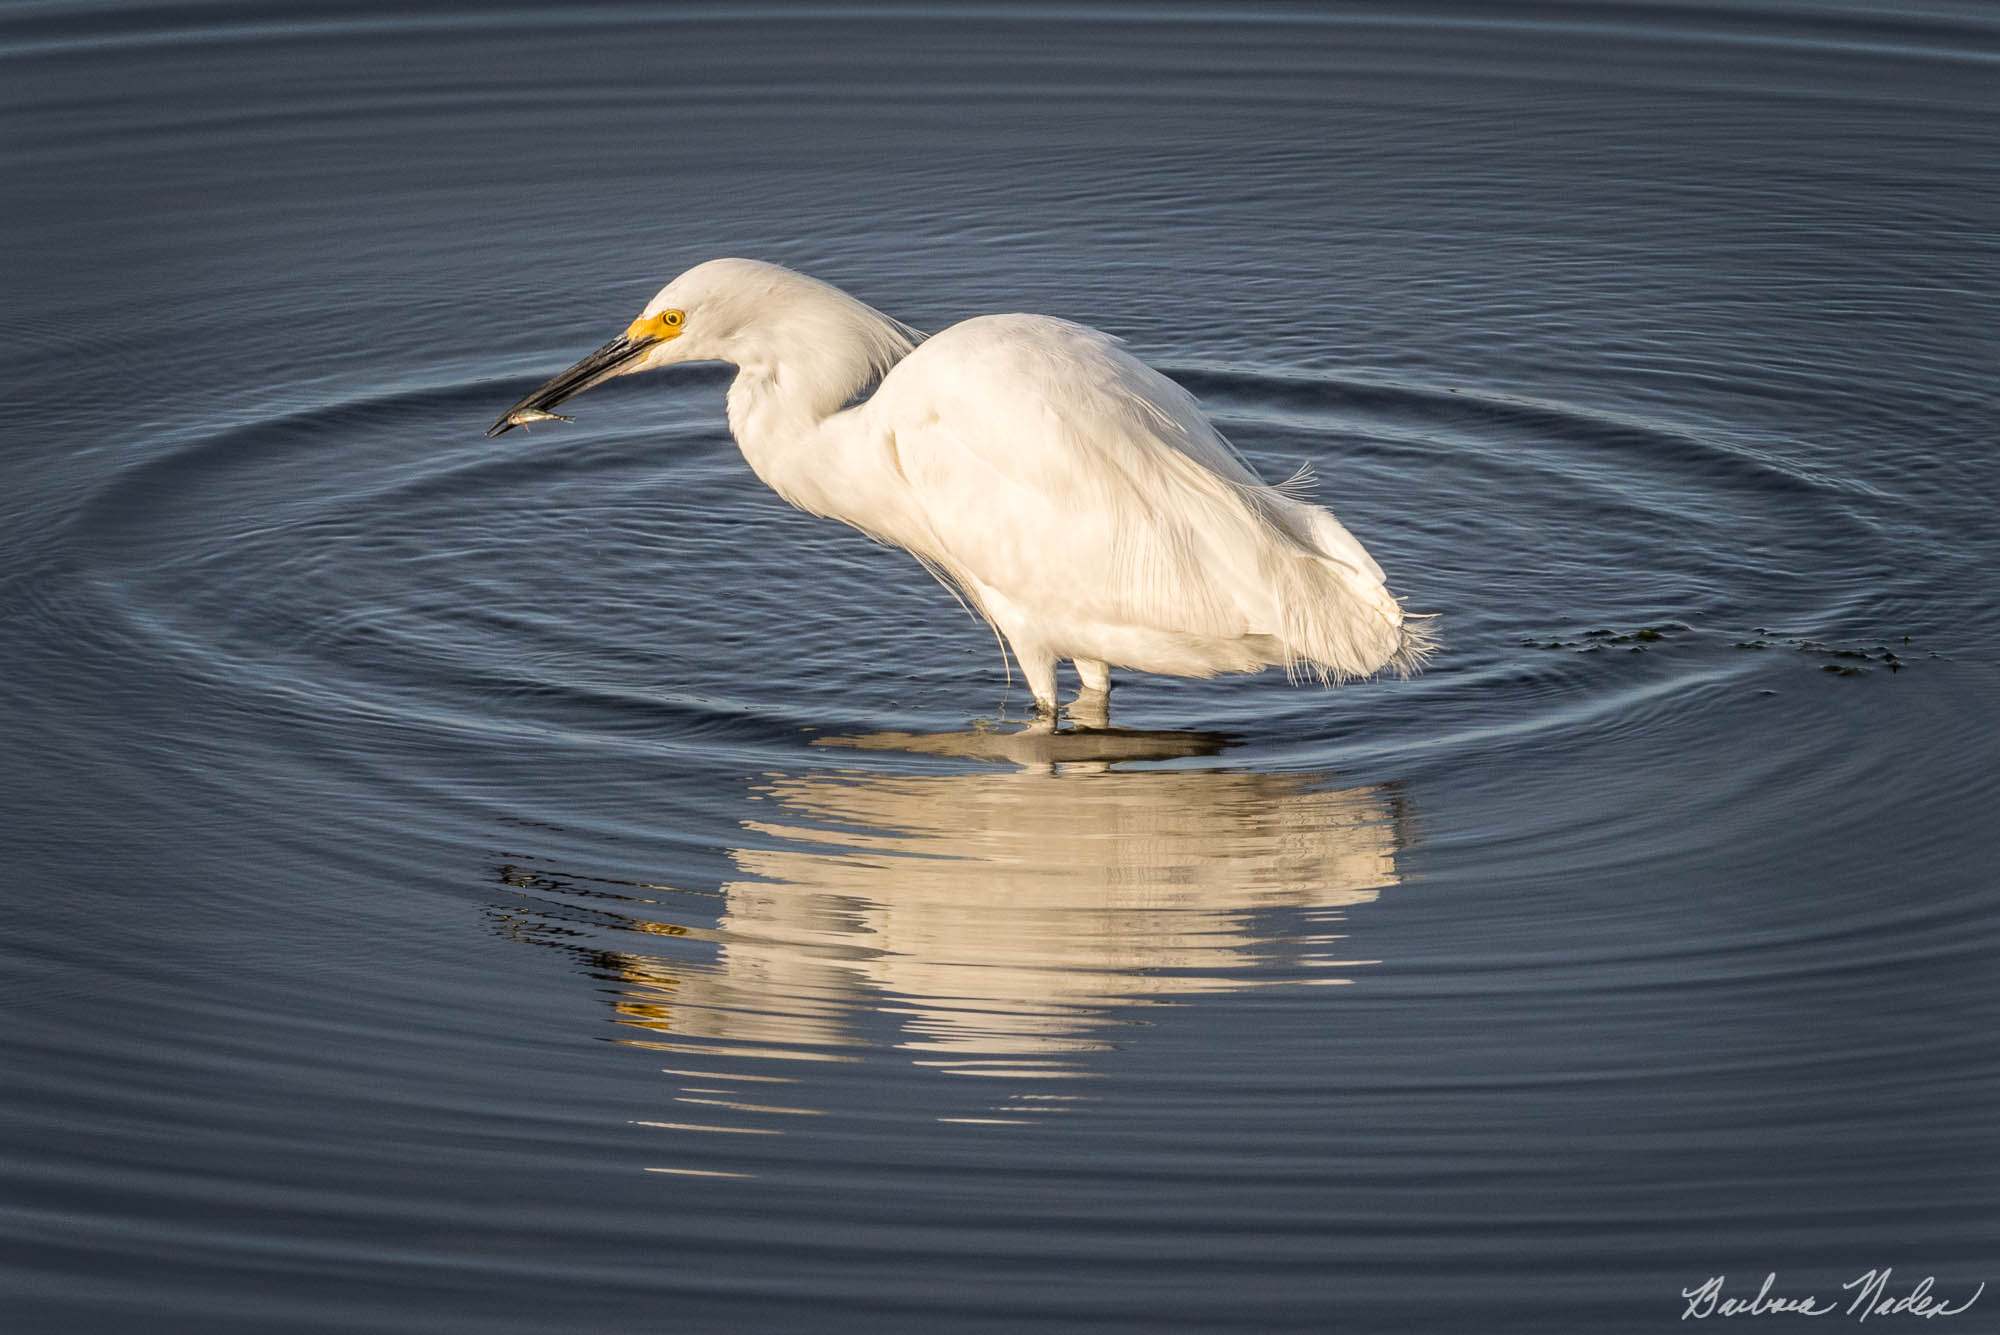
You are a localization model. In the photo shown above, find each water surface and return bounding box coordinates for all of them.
[3,3,1997,1331]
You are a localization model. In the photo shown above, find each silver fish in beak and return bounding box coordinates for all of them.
[502,408,573,428]
[486,332,657,438]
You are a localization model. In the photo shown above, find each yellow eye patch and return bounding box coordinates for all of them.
[624,308,685,341]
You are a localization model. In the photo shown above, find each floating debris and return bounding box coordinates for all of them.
[1524,622,1920,679]
[1733,634,1911,673]
[1524,623,1689,651]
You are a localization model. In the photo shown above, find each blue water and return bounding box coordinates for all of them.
[3,4,1996,1331]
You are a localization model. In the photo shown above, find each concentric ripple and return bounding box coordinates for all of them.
[42,343,1978,1148]
[68,359,1905,773]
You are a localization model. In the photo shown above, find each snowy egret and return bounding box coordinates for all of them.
[489,259,1433,712]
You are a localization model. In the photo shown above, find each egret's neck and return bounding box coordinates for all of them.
[724,360,930,556]
[724,364,846,515]
[720,302,917,524]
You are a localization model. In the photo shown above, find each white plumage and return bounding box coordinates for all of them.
[490,258,1434,712]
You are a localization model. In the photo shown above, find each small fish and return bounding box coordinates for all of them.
[505,408,574,427]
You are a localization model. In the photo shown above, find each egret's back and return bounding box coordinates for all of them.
[867,315,1432,683]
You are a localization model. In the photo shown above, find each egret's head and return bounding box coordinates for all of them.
[486,258,915,437]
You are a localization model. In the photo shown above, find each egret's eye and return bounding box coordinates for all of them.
[622,307,685,341]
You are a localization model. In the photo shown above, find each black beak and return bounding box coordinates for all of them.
[486,333,658,437]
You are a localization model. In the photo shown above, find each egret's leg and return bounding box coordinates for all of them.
[1073,658,1112,696]
[979,583,1060,715]
[1019,651,1059,715]
[1000,633,1059,714]
[1067,657,1113,726]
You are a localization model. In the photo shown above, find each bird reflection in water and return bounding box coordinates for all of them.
[496,724,1409,1131]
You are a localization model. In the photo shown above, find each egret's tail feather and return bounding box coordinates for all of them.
[1386,608,1441,679]
[1268,551,1438,687]
[1226,482,1434,685]
[1269,461,1319,499]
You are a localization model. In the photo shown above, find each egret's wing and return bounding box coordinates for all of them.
[871,314,1416,679]
[876,316,1283,639]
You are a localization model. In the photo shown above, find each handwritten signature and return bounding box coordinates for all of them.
[1683,1271,1984,1322]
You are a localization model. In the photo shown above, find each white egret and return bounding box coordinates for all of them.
[489,259,1433,712]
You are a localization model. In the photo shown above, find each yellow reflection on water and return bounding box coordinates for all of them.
[501,725,1408,1131]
